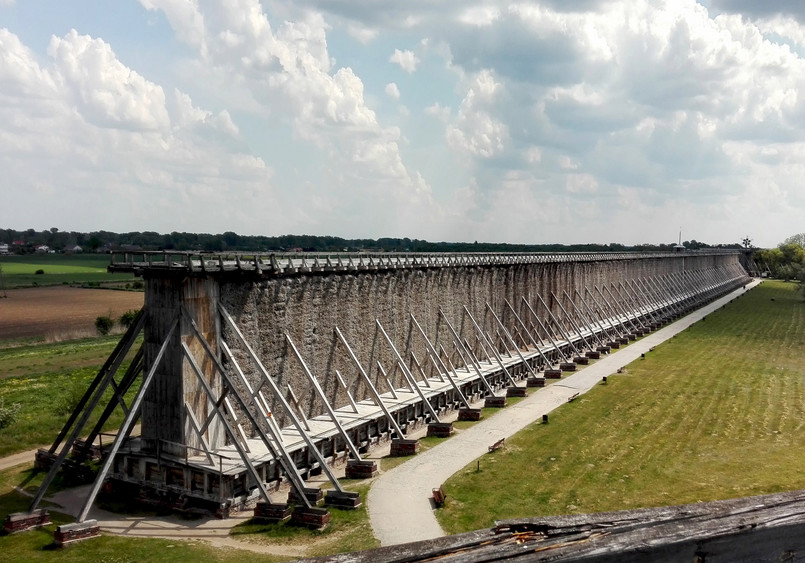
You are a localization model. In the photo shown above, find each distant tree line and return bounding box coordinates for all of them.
[0,227,743,255]
[754,233,805,283]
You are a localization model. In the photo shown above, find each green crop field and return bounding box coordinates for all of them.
[0,255,135,288]
[436,280,805,534]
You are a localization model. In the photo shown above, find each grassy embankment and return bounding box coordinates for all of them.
[0,254,135,289]
[437,279,805,534]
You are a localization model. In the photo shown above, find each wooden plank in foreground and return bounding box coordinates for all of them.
[307,489,805,562]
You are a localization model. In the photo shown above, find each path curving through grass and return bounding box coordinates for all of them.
[436,280,805,535]
[368,280,765,545]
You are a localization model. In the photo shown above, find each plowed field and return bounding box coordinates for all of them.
[0,287,144,341]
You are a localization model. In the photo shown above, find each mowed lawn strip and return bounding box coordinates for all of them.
[437,280,805,535]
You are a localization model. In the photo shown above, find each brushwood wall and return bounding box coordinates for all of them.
[212,252,748,427]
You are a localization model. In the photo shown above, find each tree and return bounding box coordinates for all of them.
[95,315,114,336]
[784,233,805,247]
[119,309,139,329]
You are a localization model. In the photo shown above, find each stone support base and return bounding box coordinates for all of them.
[560,362,577,372]
[291,506,331,529]
[484,395,508,408]
[344,459,378,479]
[4,509,51,534]
[586,350,601,359]
[544,369,562,379]
[458,408,482,421]
[607,341,621,349]
[597,346,611,354]
[54,520,100,546]
[526,377,546,388]
[390,439,420,457]
[325,490,362,509]
[506,386,528,398]
[427,422,455,438]
[288,487,324,507]
[254,502,292,523]
[573,356,590,365]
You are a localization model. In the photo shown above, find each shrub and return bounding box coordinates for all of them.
[119,309,140,329]
[0,400,21,430]
[59,380,89,415]
[95,315,115,335]
[35,269,44,275]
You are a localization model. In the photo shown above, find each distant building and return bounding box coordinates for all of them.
[673,244,686,252]
[0,243,8,254]
[34,245,50,254]
[65,245,83,254]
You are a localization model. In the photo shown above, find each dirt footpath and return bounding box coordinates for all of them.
[0,287,144,341]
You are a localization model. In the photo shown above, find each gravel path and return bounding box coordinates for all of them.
[367,280,760,546]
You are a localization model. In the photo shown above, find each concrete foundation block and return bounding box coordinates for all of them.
[616,337,629,345]
[54,520,100,546]
[288,487,324,507]
[560,362,577,372]
[253,502,292,522]
[586,350,601,359]
[484,395,508,408]
[458,408,483,421]
[4,509,51,534]
[344,459,378,479]
[596,346,611,354]
[506,386,528,397]
[427,422,455,438]
[526,377,546,388]
[544,369,562,379]
[573,356,590,365]
[627,334,637,341]
[390,439,420,457]
[607,341,621,349]
[291,506,331,529]
[324,490,362,510]
[34,448,55,472]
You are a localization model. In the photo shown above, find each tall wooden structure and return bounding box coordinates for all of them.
[12,250,751,534]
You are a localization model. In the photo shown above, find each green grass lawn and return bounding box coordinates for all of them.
[0,337,141,456]
[437,280,805,534]
[0,255,135,288]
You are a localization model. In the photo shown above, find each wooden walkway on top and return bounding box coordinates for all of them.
[108,249,745,277]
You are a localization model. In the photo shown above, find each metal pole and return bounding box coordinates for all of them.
[562,290,606,347]
[334,327,405,438]
[408,314,471,408]
[285,333,362,461]
[438,308,495,394]
[535,294,582,357]
[550,293,594,352]
[374,320,440,421]
[485,302,538,378]
[520,297,568,363]
[503,299,553,368]
[462,306,517,386]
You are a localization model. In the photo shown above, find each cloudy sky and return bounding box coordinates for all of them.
[1,1,804,247]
